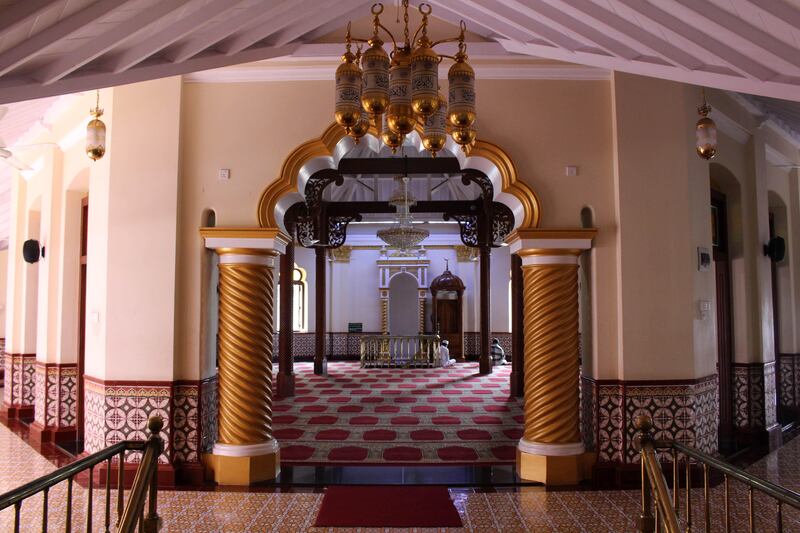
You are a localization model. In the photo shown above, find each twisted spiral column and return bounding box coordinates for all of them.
[216,251,277,446]
[519,253,584,458]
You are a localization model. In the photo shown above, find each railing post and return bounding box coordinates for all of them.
[634,415,655,533]
[142,416,164,533]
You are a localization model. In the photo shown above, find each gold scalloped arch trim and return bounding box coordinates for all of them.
[257,122,541,229]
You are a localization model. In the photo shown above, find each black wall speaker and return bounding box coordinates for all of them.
[764,236,786,263]
[23,239,41,263]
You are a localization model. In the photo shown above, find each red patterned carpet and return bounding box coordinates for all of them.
[272,361,523,465]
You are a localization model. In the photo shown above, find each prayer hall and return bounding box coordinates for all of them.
[0,1,799,531]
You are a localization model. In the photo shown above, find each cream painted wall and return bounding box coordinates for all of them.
[176,78,616,380]
[85,78,182,380]
[0,249,7,338]
[611,73,716,380]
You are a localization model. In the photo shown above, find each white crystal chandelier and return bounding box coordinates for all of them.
[377,176,429,251]
[334,1,476,157]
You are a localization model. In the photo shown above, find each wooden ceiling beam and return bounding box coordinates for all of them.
[0,0,63,41]
[105,0,250,74]
[0,0,127,78]
[38,0,196,85]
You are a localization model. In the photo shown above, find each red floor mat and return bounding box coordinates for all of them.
[314,486,463,527]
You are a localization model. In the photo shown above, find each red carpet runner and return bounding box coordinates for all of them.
[314,486,463,527]
[273,362,523,465]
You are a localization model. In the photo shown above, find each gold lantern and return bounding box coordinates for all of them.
[422,94,447,157]
[381,114,405,153]
[360,5,390,119]
[333,2,476,157]
[696,89,717,160]
[334,25,363,132]
[386,47,415,135]
[410,5,439,119]
[447,35,475,129]
[86,90,106,161]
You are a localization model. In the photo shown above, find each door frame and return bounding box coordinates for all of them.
[711,188,734,452]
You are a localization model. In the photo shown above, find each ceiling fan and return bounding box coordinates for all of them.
[0,106,56,172]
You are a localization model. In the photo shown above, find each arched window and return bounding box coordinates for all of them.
[277,264,308,332]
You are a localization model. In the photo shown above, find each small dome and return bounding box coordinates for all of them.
[430,266,465,293]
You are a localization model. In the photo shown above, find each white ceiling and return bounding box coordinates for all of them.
[0,0,797,104]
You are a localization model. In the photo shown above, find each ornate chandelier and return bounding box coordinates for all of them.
[334,1,476,156]
[377,176,429,251]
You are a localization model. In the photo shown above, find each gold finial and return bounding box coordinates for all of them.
[148,415,164,434]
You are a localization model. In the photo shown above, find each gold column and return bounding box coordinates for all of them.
[508,229,596,486]
[217,250,275,446]
[200,228,289,486]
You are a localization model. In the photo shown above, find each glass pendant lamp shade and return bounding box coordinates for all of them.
[386,48,415,135]
[447,53,476,129]
[361,38,390,117]
[696,116,717,160]
[86,91,106,161]
[422,94,447,156]
[334,48,363,131]
[695,90,717,160]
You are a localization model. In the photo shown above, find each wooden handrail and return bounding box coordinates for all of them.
[117,416,164,533]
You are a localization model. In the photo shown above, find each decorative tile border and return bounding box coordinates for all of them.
[592,375,719,464]
[84,377,172,464]
[734,362,779,431]
[2,354,35,410]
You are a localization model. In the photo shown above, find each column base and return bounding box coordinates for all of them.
[276,372,295,397]
[29,423,77,446]
[203,441,281,485]
[0,404,34,422]
[517,441,594,485]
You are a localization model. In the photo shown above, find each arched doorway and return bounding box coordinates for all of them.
[388,272,419,336]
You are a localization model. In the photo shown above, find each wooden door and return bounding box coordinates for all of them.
[437,300,462,357]
[769,213,784,423]
[712,189,734,453]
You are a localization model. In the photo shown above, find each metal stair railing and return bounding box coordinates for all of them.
[0,416,164,533]
[634,414,800,533]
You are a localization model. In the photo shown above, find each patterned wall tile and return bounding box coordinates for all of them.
[33,364,46,425]
[0,338,5,386]
[32,363,77,430]
[778,354,795,408]
[597,383,624,463]
[172,383,199,464]
[199,375,218,454]
[596,376,718,464]
[733,363,781,430]
[84,378,172,464]
[59,366,77,427]
[2,354,35,409]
